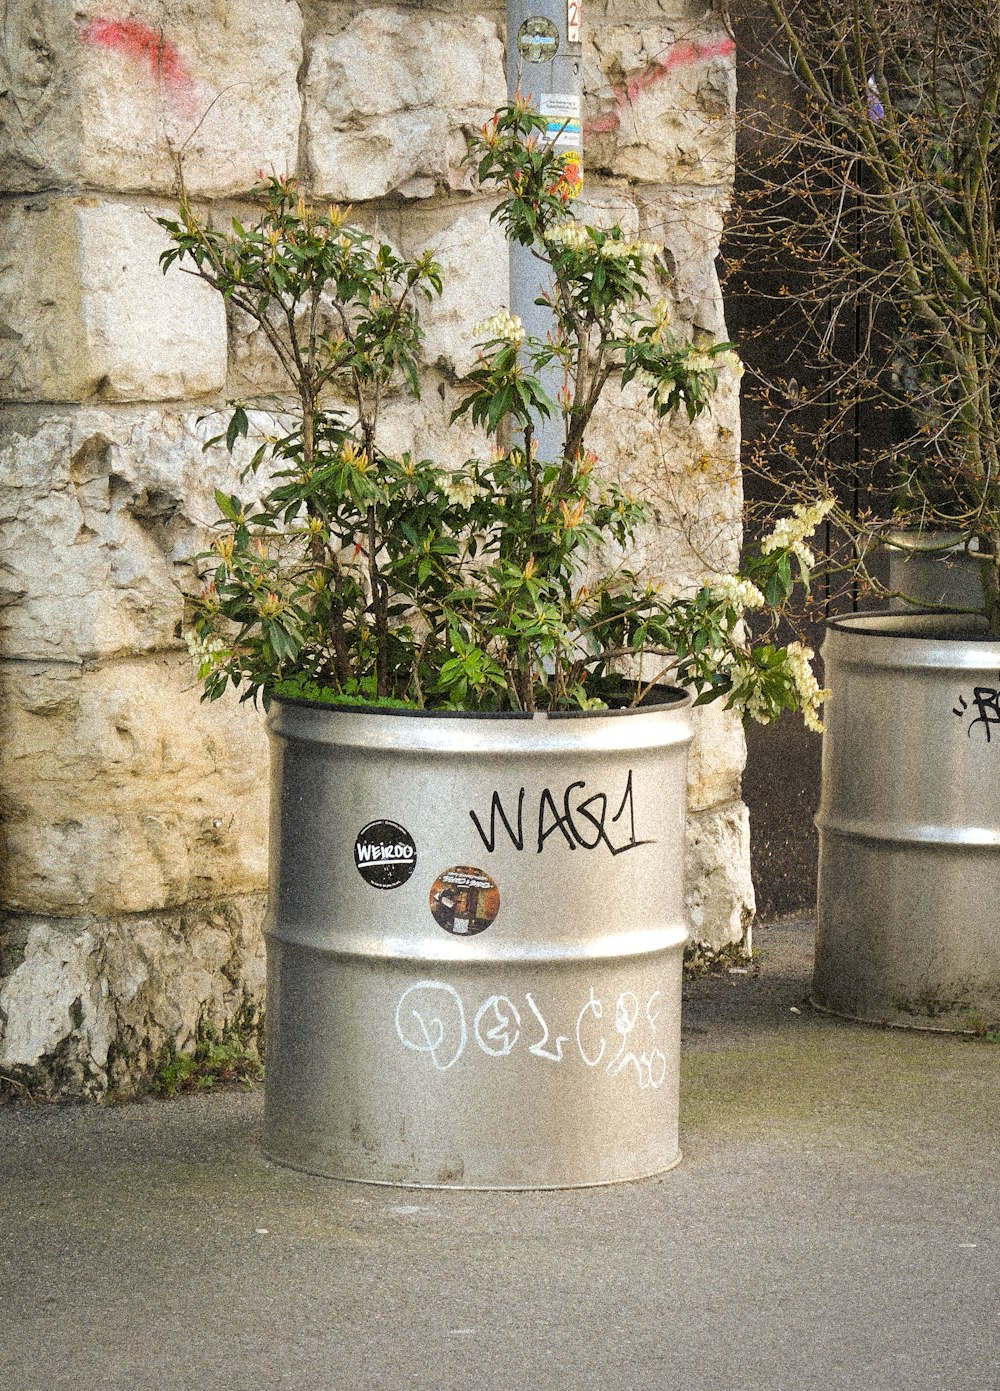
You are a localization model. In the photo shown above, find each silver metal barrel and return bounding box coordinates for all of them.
[814,612,1000,1030]
[263,695,692,1188]
[887,530,985,613]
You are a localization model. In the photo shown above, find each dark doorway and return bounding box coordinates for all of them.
[721,8,889,917]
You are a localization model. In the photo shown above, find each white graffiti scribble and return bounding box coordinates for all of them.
[642,1048,668,1089]
[395,981,467,1071]
[473,995,521,1057]
[605,991,643,1084]
[524,991,568,1061]
[394,981,670,1090]
[575,988,606,1068]
[646,990,662,1030]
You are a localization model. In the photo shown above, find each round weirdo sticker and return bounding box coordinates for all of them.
[354,820,417,890]
[429,866,501,936]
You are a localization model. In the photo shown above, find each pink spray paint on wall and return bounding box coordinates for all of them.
[79,17,197,117]
[587,35,736,137]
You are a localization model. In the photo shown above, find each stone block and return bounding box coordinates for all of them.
[0,406,272,662]
[222,196,390,398]
[585,370,744,590]
[578,188,642,238]
[304,8,506,201]
[688,702,747,814]
[0,920,110,1094]
[224,201,482,397]
[0,895,266,1099]
[375,387,489,476]
[0,0,302,197]
[598,1,707,15]
[642,187,729,338]
[0,656,269,918]
[584,23,736,187]
[566,187,738,599]
[576,183,728,339]
[227,194,510,418]
[0,386,488,679]
[391,201,510,376]
[686,801,756,950]
[0,198,227,403]
[226,300,293,400]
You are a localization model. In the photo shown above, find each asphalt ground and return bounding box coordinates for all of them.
[1,915,997,1391]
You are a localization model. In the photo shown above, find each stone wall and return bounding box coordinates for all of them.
[0,0,749,1099]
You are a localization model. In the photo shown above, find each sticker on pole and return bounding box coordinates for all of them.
[567,0,582,45]
[540,93,583,153]
[429,866,501,936]
[518,17,559,64]
[355,820,417,890]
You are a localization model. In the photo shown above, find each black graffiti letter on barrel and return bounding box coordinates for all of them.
[469,771,655,857]
[954,683,1000,742]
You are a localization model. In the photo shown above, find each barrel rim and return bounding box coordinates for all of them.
[884,526,987,556]
[815,814,1000,848]
[264,921,692,961]
[271,682,692,722]
[824,609,996,643]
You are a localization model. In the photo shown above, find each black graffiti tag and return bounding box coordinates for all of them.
[954,682,1000,742]
[469,770,655,857]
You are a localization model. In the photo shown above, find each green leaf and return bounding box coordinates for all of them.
[214,489,242,523]
[226,407,249,453]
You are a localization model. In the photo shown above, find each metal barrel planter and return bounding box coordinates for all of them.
[813,612,1000,1031]
[262,693,692,1189]
[887,529,985,613]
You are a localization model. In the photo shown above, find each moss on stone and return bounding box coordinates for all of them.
[147,1002,265,1100]
[684,938,755,978]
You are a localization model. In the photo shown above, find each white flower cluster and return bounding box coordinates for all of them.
[474,310,526,345]
[710,574,766,611]
[786,641,831,734]
[726,659,778,725]
[543,225,660,261]
[760,498,835,567]
[717,348,745,379]
[443,475,486,508]
[599,238,660,261]
[545,222,591,253]
[184,628,229,676]
[721,639,829,731]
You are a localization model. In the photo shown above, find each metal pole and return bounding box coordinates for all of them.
[506,1,583,462]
